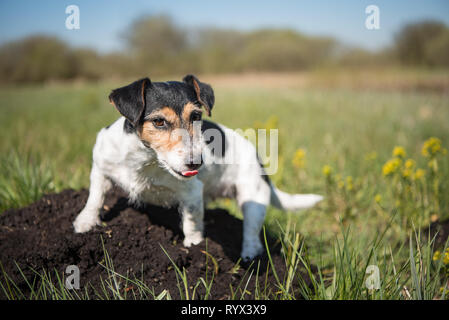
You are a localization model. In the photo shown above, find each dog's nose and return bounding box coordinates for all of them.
[186,155,203,170]
[186,162,202,171]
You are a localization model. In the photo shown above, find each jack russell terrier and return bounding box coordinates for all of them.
[73,75,322,260]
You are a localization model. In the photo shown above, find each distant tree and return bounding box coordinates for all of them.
[394,21,447,66]
[235,29,336,71]
[122,15,187,75]
[0,35,76,83]
[71,48,103,80]
[195,28,246,73]
[425,29,449,67]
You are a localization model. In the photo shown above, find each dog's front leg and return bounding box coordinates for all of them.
[178,179,204,247]
[73,163,112,233]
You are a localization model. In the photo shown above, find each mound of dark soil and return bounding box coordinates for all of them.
[0,188,306,300]
[428,219,449,249]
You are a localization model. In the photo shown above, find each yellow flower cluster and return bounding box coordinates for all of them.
[393,146,406,158]
[414,168,426,180]
[402,159,415,178]
[292,148,306,169]
[433,248,449,265]
[382,146,428,180]
[335,174,354,192]
[382,157,402,176]
[422,137,447,158]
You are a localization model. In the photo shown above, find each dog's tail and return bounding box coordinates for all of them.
[269,183,323,211]
[257,155,322,211]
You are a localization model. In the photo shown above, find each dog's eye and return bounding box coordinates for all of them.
[191,113,202,122]
[152,118,166,128]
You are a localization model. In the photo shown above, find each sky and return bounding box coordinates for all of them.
[0,0,448,53]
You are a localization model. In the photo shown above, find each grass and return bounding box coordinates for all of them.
[0,69,448,299]
[0,151,55,212]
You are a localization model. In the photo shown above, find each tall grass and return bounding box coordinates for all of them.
[0,151,55,212]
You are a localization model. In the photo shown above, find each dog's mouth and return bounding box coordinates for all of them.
[173,169,199,178]
[166,164,199,179]
[159,160,200,179]
[180,170,199,177]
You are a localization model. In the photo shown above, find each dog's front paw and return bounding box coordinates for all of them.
[241,239,264,261]
[183,232,204,247]
[73,211,101,233]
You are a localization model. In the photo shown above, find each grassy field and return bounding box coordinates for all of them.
[1,70,449,299]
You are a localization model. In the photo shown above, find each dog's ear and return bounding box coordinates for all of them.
[183,74,214,116]
[109,78,151,126]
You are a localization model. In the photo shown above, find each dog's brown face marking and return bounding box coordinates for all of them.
[141,106,180,152]
[140,103,202,153]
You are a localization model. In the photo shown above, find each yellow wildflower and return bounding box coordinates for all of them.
[427,159,438,172]
[443,251,449,265]
[422,137,446,158]
[404,159,415,169]
[402,168,413,179]
[292,148,306,169]
[433,250,441,261]
[345,176,353,191]
[382,158,402,176]
[393,146,406,158]
[414,168,425,180]
[374,194,382,203]
[322,165,332,177]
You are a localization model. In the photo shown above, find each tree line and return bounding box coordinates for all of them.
[0,16,448,84]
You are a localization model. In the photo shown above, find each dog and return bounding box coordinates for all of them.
[73,75,323,260]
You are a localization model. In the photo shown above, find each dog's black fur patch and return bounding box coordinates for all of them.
[123,119,135,134]
[109,75,214,130]
[201,120,227,158]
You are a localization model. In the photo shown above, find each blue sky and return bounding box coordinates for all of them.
[0,0,448,53]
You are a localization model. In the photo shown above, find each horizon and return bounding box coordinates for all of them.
[0,0,449,53]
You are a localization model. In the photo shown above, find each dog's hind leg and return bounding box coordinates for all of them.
[73,163,112,233]
[237,178,271,260]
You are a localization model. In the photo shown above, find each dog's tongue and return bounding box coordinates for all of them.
[181,170,198,177]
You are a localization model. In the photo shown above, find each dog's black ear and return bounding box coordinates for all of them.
[109,78,151,126]
[183,74,214,116]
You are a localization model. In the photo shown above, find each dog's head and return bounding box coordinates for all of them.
[109,74,214,180]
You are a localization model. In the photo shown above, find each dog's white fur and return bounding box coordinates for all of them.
[73,117,322,259]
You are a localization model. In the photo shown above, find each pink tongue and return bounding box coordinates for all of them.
[181,170,198,177]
